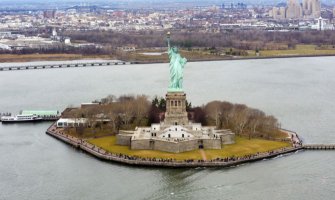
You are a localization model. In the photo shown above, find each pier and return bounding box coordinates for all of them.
[303,144,335,150]
[0,61,132,72]
[1,110,60,123]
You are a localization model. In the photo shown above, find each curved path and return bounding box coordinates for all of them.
[199,149,207,161]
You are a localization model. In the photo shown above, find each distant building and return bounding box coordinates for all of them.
[118,45,137,52]
[286,0,303,19]
[311,17,334,30]
[50,28,62,41]
[271,0,321,20]
[44,10,56,19]
[0,36,61,51]
[272,7,286,20]
[81,102,100,109]
[0,43,11,50]
[52,28,57,37]
[302,0,321,18]
[64,38,71,45]
[0,32,12,39]
[56,118,88,128]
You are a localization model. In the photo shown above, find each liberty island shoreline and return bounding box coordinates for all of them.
[41,34,304,168]
[39,44,335,168]
[45,122,303,168]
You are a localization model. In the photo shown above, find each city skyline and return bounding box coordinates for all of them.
[1,0,335,8]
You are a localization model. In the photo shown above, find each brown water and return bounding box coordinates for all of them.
[1,57,335,200]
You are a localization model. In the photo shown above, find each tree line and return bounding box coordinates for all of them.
[63,29,335,50]
[203,101,280,139]
[2,29,335,56]
[0,45,109,55]
[65,95,281,139]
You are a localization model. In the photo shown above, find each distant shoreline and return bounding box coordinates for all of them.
[0,54,115,64]
[0,54,335,67]
[0,53,334,65]
[132,54,335,64]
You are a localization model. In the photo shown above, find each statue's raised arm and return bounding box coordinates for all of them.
[167,32,171,49]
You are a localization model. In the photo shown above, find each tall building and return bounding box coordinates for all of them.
[286,0,302,19]
[43,10,56,19]
[272,7,286,19]
[302,0,321,18]
[271,0,321,20]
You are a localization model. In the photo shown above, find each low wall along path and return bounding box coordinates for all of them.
[46,123,325,168]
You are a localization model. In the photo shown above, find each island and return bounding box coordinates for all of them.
[45,33,303,167]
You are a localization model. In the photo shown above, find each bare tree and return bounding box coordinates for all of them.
[246,109,265,140]
[204,101,222,127]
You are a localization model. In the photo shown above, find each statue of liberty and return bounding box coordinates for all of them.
[166,32,187,92]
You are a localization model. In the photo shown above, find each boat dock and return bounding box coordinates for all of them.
[1,110,60,123]
[21,110,60,121]
[0,61,132,72]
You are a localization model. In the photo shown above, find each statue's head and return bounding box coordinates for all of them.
[172,46,179,53]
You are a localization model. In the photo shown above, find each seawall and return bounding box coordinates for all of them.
[46,123,303,168]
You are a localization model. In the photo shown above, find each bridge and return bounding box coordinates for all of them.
[303,144,335,150]
[0,61,133,72]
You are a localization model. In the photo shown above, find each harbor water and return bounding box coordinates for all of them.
[1,57,335,200]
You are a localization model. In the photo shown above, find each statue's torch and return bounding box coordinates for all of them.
[167,32,171,48]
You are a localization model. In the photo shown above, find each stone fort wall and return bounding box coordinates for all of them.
[221,134,235,145]
[131,139,199,153]
[131,139,151,150]
[203,139,222,149]
[118,133,235,153]
[116,134,132,146]
[154,140,198,153]
[131,138,226,153]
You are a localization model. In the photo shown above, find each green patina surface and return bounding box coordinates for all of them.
[167,88,184,92]
[167,34,187,92]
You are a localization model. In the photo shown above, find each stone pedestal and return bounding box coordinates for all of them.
[164,92,189,125]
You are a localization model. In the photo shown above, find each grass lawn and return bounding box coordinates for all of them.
[247,44,335,57]
[0,54,114,63]
[88,136,291,161]
[65,127,114,139]
[204,137,291,160]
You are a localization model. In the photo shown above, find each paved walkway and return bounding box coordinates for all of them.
[46,124,304,168]
[199,149,207,161]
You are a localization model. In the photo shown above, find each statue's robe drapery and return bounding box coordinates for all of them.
[168,47,187,91]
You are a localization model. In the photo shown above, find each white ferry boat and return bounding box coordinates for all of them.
[1,114,43,123]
